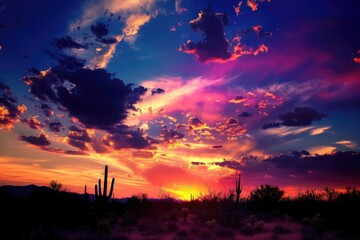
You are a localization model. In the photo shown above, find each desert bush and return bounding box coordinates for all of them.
[297,189,324,202]
[240,215,265,235]
[168,212,179,222]
[49,180,63,191]
[303,213,326,231]
[206,219,217,229]
[120,213,138,227]
[91,219,111,234]
[167,223,179,232]
[176,229,189,238]
[216,227,236,238]
[249,185,284,211]
[273,224,291,234]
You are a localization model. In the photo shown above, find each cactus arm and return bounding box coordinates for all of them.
[108,177,115,200]
[98,179,102,196]
[95,184,98,197]
[104,165,108,197]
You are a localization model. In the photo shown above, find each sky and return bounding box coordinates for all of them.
[0,0,360,200]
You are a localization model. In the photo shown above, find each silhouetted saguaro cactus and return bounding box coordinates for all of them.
[95,165,115,202]
[236,174,242,203]
[83,185,89,200]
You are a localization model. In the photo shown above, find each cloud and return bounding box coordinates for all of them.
[90,22,109,39]
[103,125,152,149]
[67,0,159,68]
[48,121,63,132]
[354,50,360,63]
[179,7,270,63]
[21,116,44,129]
[188,117,206,129]
[178,7,231,63]
[205,151,360,188]
[39,103,54,117]
[310,126,330,136]
[291,150,310,157]
[241,25,272,38]
[160,127,185,142]
[234,1,242,16]
[132,150,154,159]
[52,36,87,50]
[229,96,246,104]
[262,122,281,129]
[20,133,51,146]
[23,66,147,130]
[66,126,93,151]
[122,14,151,42]
[247,0,270,11]
[151,88,165,96]
[96,37,118,44]
[279,107,326,127]
[175,0,187,14]
[0,82,27,130]
[239,112,252,118]
[263,107,326,129]
[67,127,92,142]
[335,140,357,149]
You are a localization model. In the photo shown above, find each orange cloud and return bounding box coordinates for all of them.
[247,0,270,11]
[234,1,242,16]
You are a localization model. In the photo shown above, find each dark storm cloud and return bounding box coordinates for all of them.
[20,133,50,146]
[264,151,360,178]
[179,7,231,63]
[279,107,326,126]
[90,22,109,39]
[199,151,360,186]
[262,107,326,129]
[0,82,26,129]
[151,88,165,96]
[48,121,62,132]
[262,122,281,129]
[23,66,147,129]
[239,112,252,118]
[21,117,44,129]
[52,36,87,50]
[103,125,152,149]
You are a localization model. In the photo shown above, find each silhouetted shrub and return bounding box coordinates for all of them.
[176,229,188,238]
[167,223,179,232]
[249,185,284,211]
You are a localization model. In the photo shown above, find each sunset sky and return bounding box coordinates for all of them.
[1,0,360,200]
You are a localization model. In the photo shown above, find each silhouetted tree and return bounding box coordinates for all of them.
[49,180,62,191]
